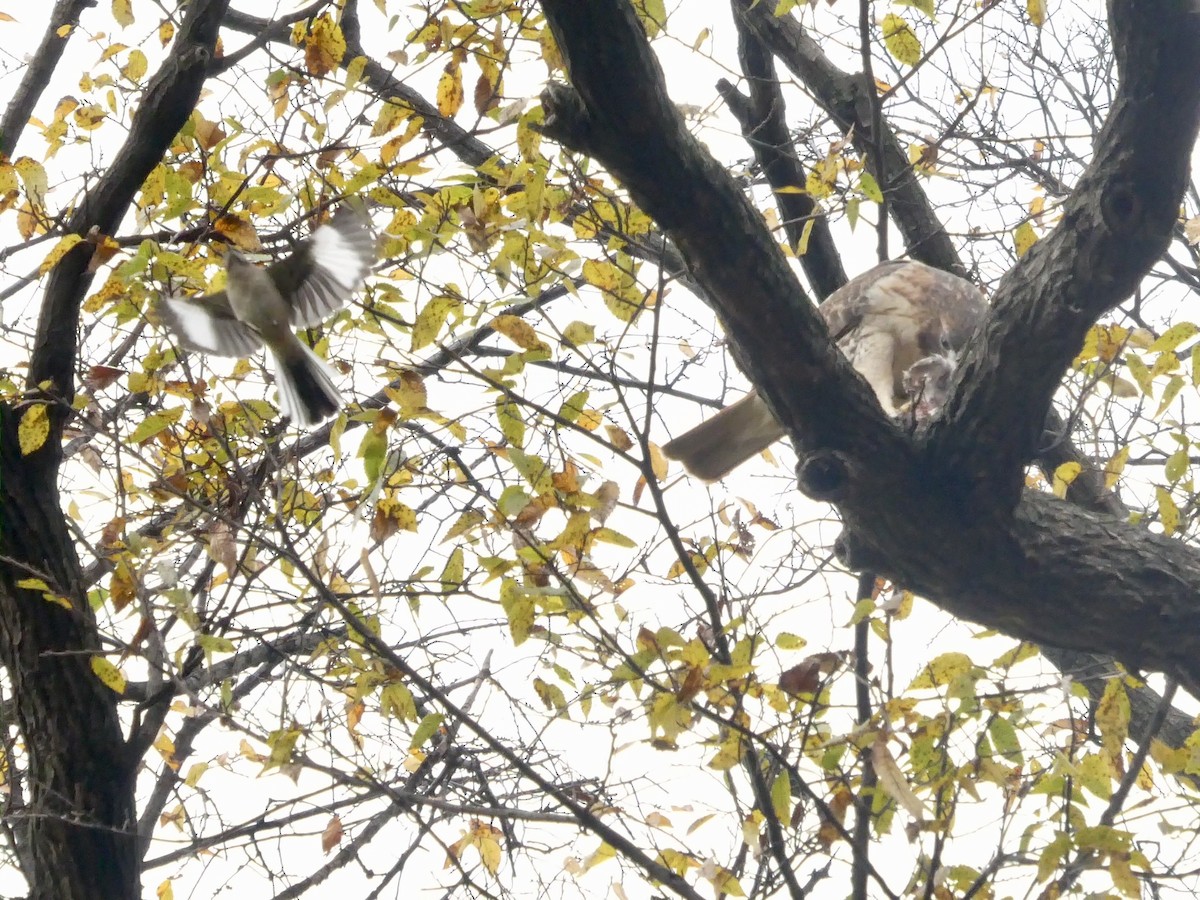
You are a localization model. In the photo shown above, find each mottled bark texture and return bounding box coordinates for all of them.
[0,2,229,897]
[538,1,1200,693]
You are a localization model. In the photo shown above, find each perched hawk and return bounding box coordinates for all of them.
[663,260,987,480]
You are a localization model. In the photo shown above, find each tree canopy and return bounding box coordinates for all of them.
[0,1,1199,898]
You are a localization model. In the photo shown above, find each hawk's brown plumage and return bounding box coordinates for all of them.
[663,260,987,480]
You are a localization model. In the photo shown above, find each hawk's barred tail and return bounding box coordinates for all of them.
[663,391,784,481]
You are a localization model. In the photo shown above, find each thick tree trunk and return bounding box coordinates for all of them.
[0,408,136,897]
[0,2,229,896]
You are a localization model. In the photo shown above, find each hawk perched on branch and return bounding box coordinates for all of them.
[663,260,988,480]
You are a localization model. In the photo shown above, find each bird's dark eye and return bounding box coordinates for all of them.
[940,334,953,352]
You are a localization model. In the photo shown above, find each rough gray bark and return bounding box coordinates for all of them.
[537,1,1200,695]
[0,3,229,897]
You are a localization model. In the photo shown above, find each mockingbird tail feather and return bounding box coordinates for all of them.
[268,341,343,426]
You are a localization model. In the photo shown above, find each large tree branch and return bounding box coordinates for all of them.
[733,0,967,278]
[719,14,846,299]
[536,0,1200,698]
[0,0,96,161]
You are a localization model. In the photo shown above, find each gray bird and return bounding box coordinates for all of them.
[157,206,375,426]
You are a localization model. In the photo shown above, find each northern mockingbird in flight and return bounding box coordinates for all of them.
[158,206,374,426]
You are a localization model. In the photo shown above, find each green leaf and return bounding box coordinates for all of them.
[359,428,388,485]
[130,408,183,444]
[859,171,884,203]
[770,771,791,821]
[988,717,1023,762]
[410,713,444,749]
[895,0,936,18]
[440,547,464,592]
[881,14,922,67]
[557,389,588,426]
[495,397,525,448]
[198,634,236,656]
[1165,446,1189,483]
[508,448,554,494]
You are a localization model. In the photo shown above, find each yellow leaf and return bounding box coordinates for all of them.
[881,14,922,67]
[111,0,134,28]
[0,159,16,197]
[440,547,464,592]
[1096,678,1130,758]
[14,157,47,204]
[156,879,174,900]
[477,833,501,875]
[184,762,208,787]
[1027,0,1046,27]
[1149,322,1199,353]
[372,97,412,138]
[1052,461,1081,498]
[213,214,263,251]
[1105,446,1130,489]
[499,578,533,645]
[129,408,183,444]
[437,64,464,118]
[1012,220,1038,257]
[896,0,935,18]
[411,295,461,351]
[909,651,973,688]
[562,320,595,346]
[582,840,616,872]
[18,403,49,455]
[39,234,84,275]
[1155,486,1180,536]
[159,20,174,46]
[91,656,127,694]
[647,442,669,481]
[123,48,148,82]
[304,13,346,77]
[490,313,547,351]
[73,104,107,131]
